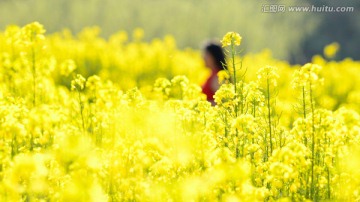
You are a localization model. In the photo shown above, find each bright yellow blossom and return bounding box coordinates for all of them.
[324,42,340,59]
[217,70,230,84]
[221,31,242,47]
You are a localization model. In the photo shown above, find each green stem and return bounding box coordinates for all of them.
[78,90,86,133]
[302,86,306,119]
[302,86,308,148]
[264,130,268,162]
[309,81,316,200]
[224,114,228,148]
[11,134,17,159]
[232,43,236,93]
[235,129,240,158]
[326,166,331,199]
[31,46,36,107]
[253,99,256,118]
[267,76,273,155]
[231,43,238,117]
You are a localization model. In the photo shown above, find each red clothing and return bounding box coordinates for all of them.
[202,70,219,102]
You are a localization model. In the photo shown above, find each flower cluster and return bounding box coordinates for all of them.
[292,63,324,90]
[221,31,242,47]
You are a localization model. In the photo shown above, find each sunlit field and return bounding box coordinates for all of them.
[0,22,360,201]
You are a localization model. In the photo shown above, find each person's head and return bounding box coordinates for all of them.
[203,41,226,71]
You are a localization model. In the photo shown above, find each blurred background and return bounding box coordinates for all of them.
[0,0,359,63]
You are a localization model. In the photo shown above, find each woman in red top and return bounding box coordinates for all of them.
[202,42,226,105]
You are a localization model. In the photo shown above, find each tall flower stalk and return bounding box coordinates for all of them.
[221,32,242,116]
[20,22,46,107]
[217,32,244,158]
[71,74,87,133]
[292,63,324,200]
[257,65,279,160]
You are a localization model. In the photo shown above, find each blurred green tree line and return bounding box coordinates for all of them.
[0,0,358,63]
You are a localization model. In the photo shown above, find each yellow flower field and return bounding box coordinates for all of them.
[0,22,360,201]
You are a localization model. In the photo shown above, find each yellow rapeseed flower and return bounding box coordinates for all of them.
[217,70,230,84]
[221,32,242,47]
[20,21,46,46]
[71,74,86,91]
[324,42,340,59]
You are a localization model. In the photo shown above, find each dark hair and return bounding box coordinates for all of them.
[204,42,226,70]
